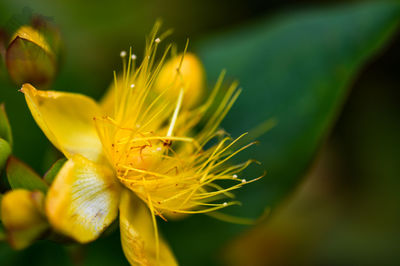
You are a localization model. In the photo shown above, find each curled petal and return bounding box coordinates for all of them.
[119,190,177,266]
[46,155,120,243]
[11,26,53,55]
[21,83,104,162]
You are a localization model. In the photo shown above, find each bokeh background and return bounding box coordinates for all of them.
[0,0,399,265]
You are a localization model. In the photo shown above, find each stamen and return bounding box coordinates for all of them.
[167,88,184,137]
[95,25,261,219]
[120,50,127,58]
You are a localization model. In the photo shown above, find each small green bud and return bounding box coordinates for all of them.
[6,25,59,88]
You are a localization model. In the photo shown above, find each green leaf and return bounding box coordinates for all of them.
[166,1,400,265]
[43,158,67,185]
[0,139,11,173]
[0,193,3,221]
[0,104,12,147]
[0,223,5,241]
[6,157,48,193]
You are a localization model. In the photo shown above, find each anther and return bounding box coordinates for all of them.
[233,174,238,178]
[241,179,247,183]
[131,54,137,60]
[130,84,135,88]
[223,202,228,206]
[155,37,161,43]
[120,50,127,57]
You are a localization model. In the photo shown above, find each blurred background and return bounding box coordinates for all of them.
[0,0,399,265]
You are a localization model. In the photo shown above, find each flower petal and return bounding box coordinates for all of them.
[11,26,53,55]
[21,83,103,162]
[45,154,120,243]
[119,190,177,266]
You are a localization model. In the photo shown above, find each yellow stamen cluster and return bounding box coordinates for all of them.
[95,23,259,220]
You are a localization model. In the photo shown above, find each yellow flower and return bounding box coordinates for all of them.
[21,26,258,265]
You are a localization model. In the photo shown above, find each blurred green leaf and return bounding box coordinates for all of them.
[6,156,48,193]
[0,241,72,266]
[0,198,4,247]
[83,231,130,266]
[0,193,3,221]
[43,157,66,185]
[0,139,11,173]
[0,224,5,241]
[165,1,400,265]
[0,104,12,147]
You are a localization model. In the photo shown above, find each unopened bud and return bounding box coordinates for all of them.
[1,189,48,249]
[31,15,62,56]
[6,25,58,88]
[154,53,205,109]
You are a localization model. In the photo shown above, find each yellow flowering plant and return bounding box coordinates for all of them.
[18,24,260,265]
[0,2,399,265]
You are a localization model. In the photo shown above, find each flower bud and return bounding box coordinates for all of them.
[154,53,205,109]
[1,189,48,249]
[6,25,57,88]
[31,15,62,57]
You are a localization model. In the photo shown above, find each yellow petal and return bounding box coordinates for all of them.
[119,190,177,266]
[45,154,120,243]
[11,26,53,55]
[21,83,104,162]
[1,189,48,250]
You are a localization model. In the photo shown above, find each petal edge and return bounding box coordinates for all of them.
[119,190,177,266]
[46,155,120,243]
[22,83,104,162]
